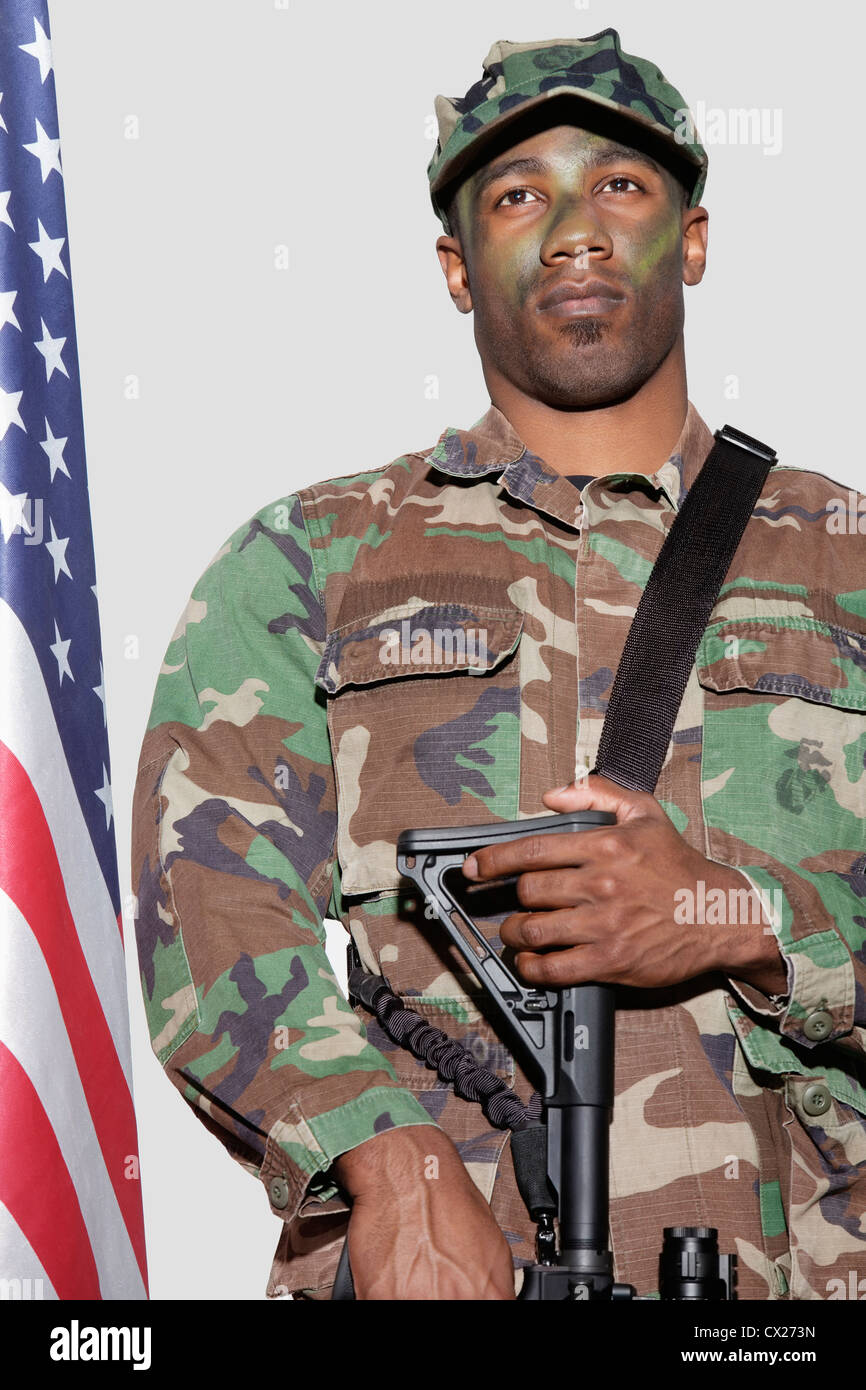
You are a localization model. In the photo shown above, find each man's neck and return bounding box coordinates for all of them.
[486,343,689,479]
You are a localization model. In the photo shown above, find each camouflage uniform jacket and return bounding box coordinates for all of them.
[131,398,866,1300]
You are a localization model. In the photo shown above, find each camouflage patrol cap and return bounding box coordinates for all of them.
[428,30,708,234]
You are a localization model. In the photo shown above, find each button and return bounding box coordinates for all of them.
[268,1176,290,1210]
[803,1009,833,1041]
[469,1034,489,1064]
[801,1083,831,1118]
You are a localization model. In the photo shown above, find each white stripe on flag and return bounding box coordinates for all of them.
[0,1201,57,1301]
[0,597,132,1089]
[0,889,146,1299]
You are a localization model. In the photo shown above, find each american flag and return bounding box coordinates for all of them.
[0,2,147,1298]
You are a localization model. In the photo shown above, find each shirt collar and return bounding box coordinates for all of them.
[422,399,717,521]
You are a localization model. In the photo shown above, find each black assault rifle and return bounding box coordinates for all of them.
[391,811,736,1300]
[332,810,736,1300]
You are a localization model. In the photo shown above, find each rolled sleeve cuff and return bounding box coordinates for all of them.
[260,1086,438,1224]
[720,862,857,1046]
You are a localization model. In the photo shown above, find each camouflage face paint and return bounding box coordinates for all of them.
[629,210,683,288]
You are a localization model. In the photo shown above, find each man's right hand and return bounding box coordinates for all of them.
[332,1125,516,1300]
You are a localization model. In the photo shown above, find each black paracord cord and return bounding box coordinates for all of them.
[349,965,542,1133]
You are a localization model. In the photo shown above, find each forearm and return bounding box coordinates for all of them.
[700,863,790,997]
[714,923,789,997]
[333,1123,459,1198]
[332,1115,516,1300]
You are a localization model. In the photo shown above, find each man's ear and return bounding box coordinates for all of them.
[682,204,709,288]
[436,235,473,314]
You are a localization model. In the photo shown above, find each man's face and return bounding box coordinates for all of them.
[439,123,707,409]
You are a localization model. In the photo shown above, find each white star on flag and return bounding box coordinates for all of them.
[23,118,62,182]
[45,517,72,582]
[41,416,70,480]
[0,479,33,541]
[0,92,6,134]
[34,316,68,381]
[29,219,67,281]
[0,383,25,439]
[94,764,114,830]
[19,18,53,84]
[93,660,107,726]
[0,289,21,333]
[0,189,13,230]
[49,618,73,683]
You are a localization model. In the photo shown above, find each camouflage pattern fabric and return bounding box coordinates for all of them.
[428,30,709,234]
[130,400,866,1299]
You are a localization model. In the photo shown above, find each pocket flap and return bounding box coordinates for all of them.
[315,600,524,694]
[696,617,866,711]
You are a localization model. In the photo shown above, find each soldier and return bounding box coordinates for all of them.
[131,31,866,1300]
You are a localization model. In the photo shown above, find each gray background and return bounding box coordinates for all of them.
[48,0,864,1299]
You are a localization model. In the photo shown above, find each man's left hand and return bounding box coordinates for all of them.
[461,774,788,997]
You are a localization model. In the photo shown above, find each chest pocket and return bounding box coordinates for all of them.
[314,597,524,894]
[695,610,866,864]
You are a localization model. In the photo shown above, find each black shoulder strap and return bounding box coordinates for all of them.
[590,423,777,795]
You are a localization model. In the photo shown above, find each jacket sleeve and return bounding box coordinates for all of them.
[130,494,437,1231]
[715,856,865,1062]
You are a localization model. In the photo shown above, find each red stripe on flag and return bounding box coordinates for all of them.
[0,740,148,1290]
[0,1040,100,1298]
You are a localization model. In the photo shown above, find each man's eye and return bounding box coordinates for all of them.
[496,187,539,207]
[600,176,642,194]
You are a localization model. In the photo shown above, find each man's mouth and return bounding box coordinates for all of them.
[536,276,626,318]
